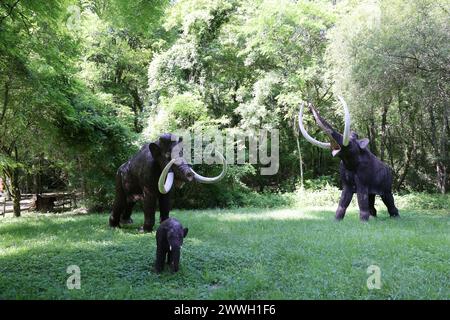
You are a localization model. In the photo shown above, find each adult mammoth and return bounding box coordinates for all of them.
[109,133,227,232]
[298,97,399,221]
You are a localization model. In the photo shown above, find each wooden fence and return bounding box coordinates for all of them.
[0,192,79,217]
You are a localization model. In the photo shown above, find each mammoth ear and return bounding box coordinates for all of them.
[183,227,188,238]
[149,142,161,157]
[357,138,370,149]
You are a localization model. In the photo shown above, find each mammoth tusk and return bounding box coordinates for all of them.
[337,96,351,147]
[298,102,331,149]
[192,151,227,184]
[158,158,177,194]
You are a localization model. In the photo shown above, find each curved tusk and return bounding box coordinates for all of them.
[337,96,351,146]
[192,151,227,184]
[298,102,331,149]
[158,158,176,194]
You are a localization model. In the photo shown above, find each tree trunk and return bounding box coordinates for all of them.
[295,135,304,190]
[368,105,378,156]
[436,162,447,194]
[437,98,448,193]
[11,168,21,217]
[0,72,11,125]
[11,146,21,217]
[396,143,414,191]
[130,87,143,133]
[426,100,448,193]
[380,101,390,162]
[5,177,12,201]
[78,156,88,196]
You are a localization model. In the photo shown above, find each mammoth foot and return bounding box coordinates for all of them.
[390,213,400,219]
[138,226,153,233]
[120,218,134,225]
[109,215,121,228]
[359,212,370,222]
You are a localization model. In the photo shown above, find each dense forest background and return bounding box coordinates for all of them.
[0,0,448,215]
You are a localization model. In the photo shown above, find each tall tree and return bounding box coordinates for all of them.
[327,0,449,192]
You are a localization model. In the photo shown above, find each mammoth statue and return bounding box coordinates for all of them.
[298,97,399,221]
[109,133,227,232]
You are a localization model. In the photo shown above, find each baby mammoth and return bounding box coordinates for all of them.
[155,218,188,273]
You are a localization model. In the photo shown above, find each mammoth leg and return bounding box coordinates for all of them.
[120,202,135,225]
[167,250,172,265]
[356,191,371,221]
[369,194,377,217]
[142,194,157,232]
[159,193,172,223]
[381,193,400,218]
[335,186,353,220]
[110,173,125,228]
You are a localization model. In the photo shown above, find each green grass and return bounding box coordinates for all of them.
[0,199,449,299]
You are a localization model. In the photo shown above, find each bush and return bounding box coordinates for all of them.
[303,175,339,190]
[394,192,450,210]
[174,182,449,211]
[240,191,295,208]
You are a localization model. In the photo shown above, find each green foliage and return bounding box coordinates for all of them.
[163,93,209,127]
[395,193,450,211]
[0,0,163,213]
[144,0,338,206]
[93,0,169,37]
[173,163,256,209]
[239,191,295,208]
[56,81,138,211]
[0,0,448,216]
[303,175,337,191]
[0,203,448,299]
[327,0,449,193]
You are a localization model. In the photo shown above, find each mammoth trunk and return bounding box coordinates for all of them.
[298,96,351,157]
[169,250,181,272]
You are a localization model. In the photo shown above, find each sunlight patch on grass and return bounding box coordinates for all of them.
[213,209,325,222]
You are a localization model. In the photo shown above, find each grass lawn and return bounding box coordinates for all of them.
[0,202,449,299]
